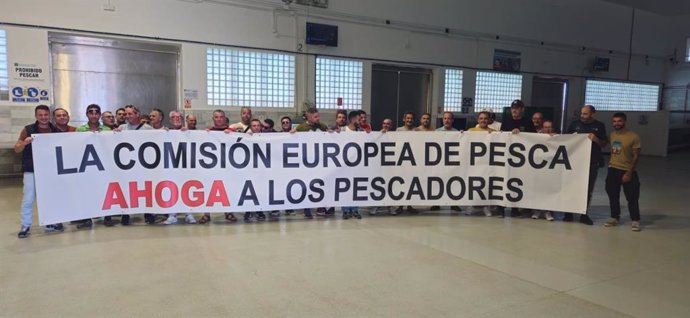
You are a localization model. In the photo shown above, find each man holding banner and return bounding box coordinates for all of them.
[15,105,63,238]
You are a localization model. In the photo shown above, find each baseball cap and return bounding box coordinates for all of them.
[510,99,525,108]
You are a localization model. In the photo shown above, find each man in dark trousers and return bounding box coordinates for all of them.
[564,105,606,225]
[498,99,535,218]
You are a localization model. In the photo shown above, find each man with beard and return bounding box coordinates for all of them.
[185,114,197,130]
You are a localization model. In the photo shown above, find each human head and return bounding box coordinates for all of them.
[403,111,415,128]
[542,120,554,134]
[580,105,596,124]
[348,110,361,128]
[124,105,141,125]
[420,112,431,128]
[185,114,197,130]
[169,111,183,129]
[442,111,454,130]
[305,107,320,125]
[34,105,51,125]
[85,104,101,125]
[102,111,115,127]
[477,111,490,129]
[263,118,275,132]
[240,106,252,125]
[335,109,347,127]
[250,118,262,133]
[280,116,292,132]
[532,112,544,129]
[212,109,227,128]
[510,99,525,119]
[612,112,627,131]
[149,108,164,128]
[115,107,126,125]
[359,110,368,125]
[53,108,70,126]
[382,118,393,131]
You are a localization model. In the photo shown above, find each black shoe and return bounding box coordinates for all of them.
[76,219,93,229]
[256,212,266,221]
[285,209,295,216]
[352,211,362,219]
[395,206,404,214]
[579,214,594,225]
[144,214,155,224]
[430,206,440,211]
[244,213,253,222]
[54,223,64,231]
[343,212,351,220]
[407,206,418,214]
[104,217,115,227]
[326,207,335,216]
[563,213,574,222]
[121,215,131,226]
[451,206,462,212]
[18,226,31,239]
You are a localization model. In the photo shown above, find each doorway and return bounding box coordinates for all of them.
[370,64,432,130]
[49,33,180,125]
[531,77,568,132]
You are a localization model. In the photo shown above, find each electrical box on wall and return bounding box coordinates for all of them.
[306,22,338,47]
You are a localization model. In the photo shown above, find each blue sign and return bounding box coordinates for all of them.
[40,90,49,97]
[27,87,39,98]
[12,87,24,97]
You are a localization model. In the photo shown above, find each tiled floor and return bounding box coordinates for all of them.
[1,151,688,317]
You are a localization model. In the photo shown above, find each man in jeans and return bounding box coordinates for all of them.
[564,105,606,225]
[604,112,642,231]
[15,105,63,238]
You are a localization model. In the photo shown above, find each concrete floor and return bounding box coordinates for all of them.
[1,151,689,318]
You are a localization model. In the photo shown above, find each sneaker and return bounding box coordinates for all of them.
[144,214,156,224]
[369,207,378,215]
[544,211,554,221]
[76,219,93,229]
[244,213,253,222]
[104,216,115,227]
[45,223,64,232]
[462,209,473,216]
[164,215,178,225]
[121,215,131,226]
[316,208,327,217]
[604,218,619,227]
[631,221,641,232]
[18,226,31,239]
[394,206,404,214]
[451,206,462,212]
[184,214,196,224]
[285,209,295,216]
[483,206,492,217]
[429,206,440,211]
[326,207,335,216]
[343,212,351,220]
[531,211,540,219]
[45,224,59,232]
[406,206,418,214]
[579,215,594,226]
[256,212,266,221]
[269,211,280,218]
[352,211,362,219]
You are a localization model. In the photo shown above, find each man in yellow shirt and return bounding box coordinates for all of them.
[468,111,494,132]
[604,112,642,231]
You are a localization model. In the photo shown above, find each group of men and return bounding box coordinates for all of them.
[15,100,642,238]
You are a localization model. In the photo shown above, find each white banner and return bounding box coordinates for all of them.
[32,131,591,224]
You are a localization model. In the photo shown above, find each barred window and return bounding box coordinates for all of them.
[315,57,363,109]
[474,71,522,113]
[585,80,659,111]
[443,69,463,112]
[0,29,8,100]
[207,48,295,108]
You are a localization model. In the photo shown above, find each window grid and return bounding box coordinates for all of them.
[315,57,363,109]
[474,71,522,113]
[585,80,659,111]
[0,29,8,100]
[206,48,295,108]
[443,69,463,112]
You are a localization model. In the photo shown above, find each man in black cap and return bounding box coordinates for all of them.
[498,99,535,218]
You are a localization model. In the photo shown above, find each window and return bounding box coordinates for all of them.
[585,80,659,111]
[443,69,463,112]
[686,37,690,62]
[0,29,8,100]
[315,57,363,109]
[474,71,522,113]
[207,48,295,108]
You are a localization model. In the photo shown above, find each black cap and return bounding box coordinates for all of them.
[510,99,525,108]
